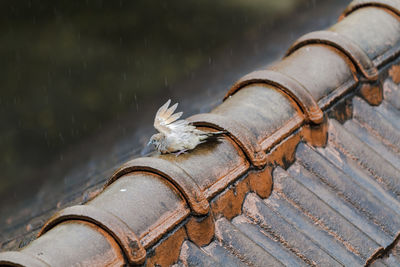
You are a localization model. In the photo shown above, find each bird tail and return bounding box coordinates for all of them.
[201,130,226,142]
[206,130,226,136]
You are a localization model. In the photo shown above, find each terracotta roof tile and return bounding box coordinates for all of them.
[2,0,400,266]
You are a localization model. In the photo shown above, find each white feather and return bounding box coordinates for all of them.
[151,100,224,154]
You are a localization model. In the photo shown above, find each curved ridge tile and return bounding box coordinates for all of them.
[188,113,266,167]
[107,157,209,215]
[224,70,323,124]
[286,30,378,81]
[341,0,400,19]
[331,7,400,60]
[0,251,50,267]
[38,205,146,265]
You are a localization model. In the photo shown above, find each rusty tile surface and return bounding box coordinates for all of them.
[178,92,400,266]
[3,0,400,266]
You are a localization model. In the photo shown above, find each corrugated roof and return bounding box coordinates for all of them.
[1,0,400,266]
[178,93,400,266]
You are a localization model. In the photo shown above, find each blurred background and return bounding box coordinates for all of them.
[0,0,348,249]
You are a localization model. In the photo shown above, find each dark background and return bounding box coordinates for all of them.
[0,0,303,198]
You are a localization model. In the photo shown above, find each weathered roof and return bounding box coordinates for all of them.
[0,0,348,252]
[178,93,400,266]
[1,0,400,266]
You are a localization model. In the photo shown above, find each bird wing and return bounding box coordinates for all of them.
[154,99,188,135]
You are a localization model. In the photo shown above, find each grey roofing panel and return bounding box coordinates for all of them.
[180,94,400,266]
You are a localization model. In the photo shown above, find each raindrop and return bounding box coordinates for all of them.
[59,133,65,143]
[134,94,138,112]
[312,0,316,8]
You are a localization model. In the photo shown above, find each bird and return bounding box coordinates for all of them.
[148,99,225,155]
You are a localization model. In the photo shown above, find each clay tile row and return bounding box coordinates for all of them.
[1,0,400,266]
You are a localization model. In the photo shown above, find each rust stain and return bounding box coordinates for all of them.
[265,131,301,169]
[146,227,187,267]
[301,118,328,148]
[328,97,353,123]
[359,82,383,106]
[185,214,215,247]
[211,177,251,220]
[389,64,400,83]
[248,167,273,199]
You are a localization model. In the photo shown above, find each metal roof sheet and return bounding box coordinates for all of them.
[178,94,400,266]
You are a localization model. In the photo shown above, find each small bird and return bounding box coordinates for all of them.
[148,99,224,155]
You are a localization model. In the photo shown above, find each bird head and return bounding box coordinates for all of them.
[147,133,164,148]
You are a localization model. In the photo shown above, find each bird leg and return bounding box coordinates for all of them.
[174,149,188,157]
